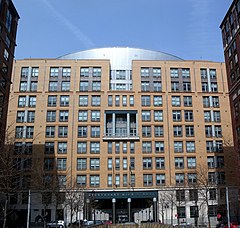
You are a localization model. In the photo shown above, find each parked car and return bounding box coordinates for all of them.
[47,220,66,228]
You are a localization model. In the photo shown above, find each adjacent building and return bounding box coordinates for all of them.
[220,0,240,218]
[7,47,236,225]
[0,0,19,141]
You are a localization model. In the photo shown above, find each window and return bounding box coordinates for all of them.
[141,96,150,106]
[190,206,199,218]
[130,142,135,153]
[142,111,151,122]
[115,142,120,153]
[174,141,183,153]
[123,157,128,169]
[155,141,164,153]
[154,111,163,121]
[143,174,153,186]
[115,95,120,106]
[203,96,210,107]
[141,68,149,77]
[46,111,56,122]
[16,111,25,123]
[155,157,165,169]
[182,68,190,78]
[154,96,162,106]
[172,96,181,106]
[78,111,88,122]
[212,96,219,107]
[90,158,100,170]
[153,68,161,77]
[59,110,69,122]
[130,95,134,106]
[18,96,26,107]
[93,67,101,77]
[130,157,135,170]
[5,9,12,32]
[187,157,196,168]
[215,126,222,137]
[170,68,179,78]
[90,142,100,153]
[186,141,195,153]
[210,69,216,79]
[26,127,34,138]
[115,158,120,170]
[20,82,27,92]
[184,111,193,121]
[209,189,216,200]
[184,96,192,107]
[29,96,36,107]
[30,82,37,91]
[92,95,101,106]
[171,82,179,92]
[189,189,198,201]
[173,126,182,137]
[176,173,184,184]
[216,156,224,168]
[116,70,126,80]
[153,82,162,92]
[80,67,89,77]
[172,110,181,122]
[122,96,127,106]
[201,69,207,79]
[77,175,86,187]
[205,126,212,137]
[50,67,59,77]
[108,142,112,154]
[77,142,87,154]
[57,158,66,170]
[142,141,152,153]
[108,95,113,106]
[61,81,70,91]
[143,158,152,169]
[62,67,71,77]
[60,95,69,107]
[45,142,54,154]
[49,82,58,91]
[175,157,184,169]
[44,158,54,170]
[27,111,35,122]
[208,157,215,168]
[183,82,191,92]
[58,142,67,154]
[122,142,127,153]
[78,126,87,137]
[92,81,101,91]
[91,110,100,122]
[79,95,88,106]
[21,67,29,77]
[204,111,211,122]
[91,126,100,137]
[208,205,217,217]
[185,125,194,137]
[211,83,218,92]
[48,95,57,107]
[202,82,208,92]
[176,190,185,201]
[155,126,164,137]
[108,175,112,187]
[58,126,68,137]
[115,175,120,187]
[79,81,89,91]
[108,158,112,170]
[213,111,221,122]
[46,126,55,138]
[141,82,150,91]
[156,174,165,185]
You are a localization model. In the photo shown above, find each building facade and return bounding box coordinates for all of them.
[7,47,236,226]
[0,0,19,141]
[220,0,240,207]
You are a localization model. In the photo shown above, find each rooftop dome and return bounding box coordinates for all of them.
[58,47,183,70]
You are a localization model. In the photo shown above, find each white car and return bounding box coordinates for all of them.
[46,220,65,228]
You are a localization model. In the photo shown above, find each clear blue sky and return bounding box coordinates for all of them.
[13,0,232,62]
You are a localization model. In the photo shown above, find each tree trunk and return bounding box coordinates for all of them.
[3,198,8,228]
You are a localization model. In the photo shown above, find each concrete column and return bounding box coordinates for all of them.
[112,198,116,224]
[127,113,130,137]
[153,197,157,222]
[113,113,116,136]
[128,198,131,222]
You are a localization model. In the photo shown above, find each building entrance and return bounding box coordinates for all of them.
[84,190,158,224]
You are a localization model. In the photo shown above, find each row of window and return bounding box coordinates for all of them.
[17,95,220,109]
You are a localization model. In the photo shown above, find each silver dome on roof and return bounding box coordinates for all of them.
[58,47,183,70]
